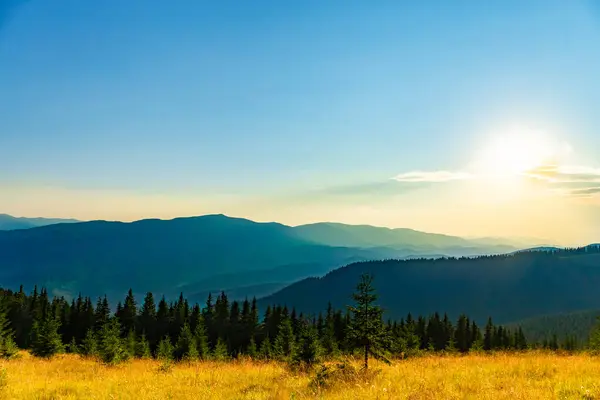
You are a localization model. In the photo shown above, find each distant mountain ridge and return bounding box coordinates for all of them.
[0,213,525,302]
[0,214,79,231]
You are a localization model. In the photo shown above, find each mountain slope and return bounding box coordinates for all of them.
[0,214,79,230]
[258,248,600,324]
[0,214,388,300]
[0,214,529,302]
[292,222,519,255]
[294,222,476,248]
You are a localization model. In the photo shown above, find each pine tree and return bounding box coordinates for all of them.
[273,318,296,361]
[214,292,230,346]
[0,336,19,360]
[31,316,65,358]
[175,323,198,361]
[294,321,322,366]
[259,336,272,359]
[156,297,171,344]
[455,315,469,353]
[347,273,388,369]
[99,319,129,365]
[247,337,257,358]
[194,317,210,359]
[589,317,600,352]
[321,302,339,357]
[117,289,137,336]
[135,333,152,358]
[80,329,98,357]
[156,336,174,361]
[516,327,527,350]
[213,337,228,361]
[94,296,110,333]
[125,330,137,358]
[68,337,79,354]
[483,317,494,351]
[0,300,18,359]
[203,293,215,346]
[139,292,157,345]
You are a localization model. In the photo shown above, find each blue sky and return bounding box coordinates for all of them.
[1,0,600,243]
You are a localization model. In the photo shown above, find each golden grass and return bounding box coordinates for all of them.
[1,352,600,399]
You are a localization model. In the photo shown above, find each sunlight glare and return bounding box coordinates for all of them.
[474,128,558,178]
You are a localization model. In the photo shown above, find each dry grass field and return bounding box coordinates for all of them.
[1,352,600,399]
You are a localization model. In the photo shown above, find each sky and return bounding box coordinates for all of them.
[1,0,600,244]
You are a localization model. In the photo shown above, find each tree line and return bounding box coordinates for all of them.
[0,274,597,366]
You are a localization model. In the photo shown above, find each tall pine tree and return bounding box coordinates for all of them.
[347,273,388,369]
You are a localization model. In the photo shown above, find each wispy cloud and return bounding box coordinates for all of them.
[524,165,600,183]
[393,171,473,183]
[568,187,600,197]
[523,165,600,198]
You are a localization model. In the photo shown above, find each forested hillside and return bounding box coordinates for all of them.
[507,309,600,345]
[259,246,600,324]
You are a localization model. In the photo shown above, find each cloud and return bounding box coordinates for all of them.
[566,187,600,197]
[524,165,600,183]
[523,164,600,198]
[393,171,473,183]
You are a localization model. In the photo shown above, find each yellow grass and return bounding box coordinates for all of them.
[1,352,600,399]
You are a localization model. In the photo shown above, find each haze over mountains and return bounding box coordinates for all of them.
[0,213,529,302]
[0,214,79,231]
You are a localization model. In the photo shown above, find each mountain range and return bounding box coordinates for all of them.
[0,214,79,231]
[0,213,526,302]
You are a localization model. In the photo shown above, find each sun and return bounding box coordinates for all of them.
[475,129,555,178]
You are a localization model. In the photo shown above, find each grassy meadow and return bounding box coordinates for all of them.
[1,352,600,399]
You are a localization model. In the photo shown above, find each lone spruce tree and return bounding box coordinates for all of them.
[347,273,388,369]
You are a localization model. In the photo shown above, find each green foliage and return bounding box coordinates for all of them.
[589,317,600,353]
[125,330,137,358]
[67,337,79,354]
[259,336,272,359]
[135,333,152,359]
[156,337,174,361]
[273,318,296,361]
[99,319,129,365]
[294,321,322,366]
[247,337,257,358]
[213,337,228,361]
[80,329,98,357]
[0,337,19,360]
[193,320,209,359]
[31,317,65,358]
[347,274,388,369]
[175,323,198,361]
[0,302,12,341]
